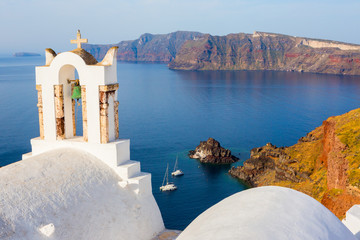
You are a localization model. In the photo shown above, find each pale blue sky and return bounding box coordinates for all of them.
[0,0,359,54]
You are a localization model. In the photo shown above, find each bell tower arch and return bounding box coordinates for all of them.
[23,30,155,197]
[55,64,85,140]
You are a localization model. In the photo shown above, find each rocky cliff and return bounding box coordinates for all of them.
[189,138,239,164]
[169,31,360,75]
[83,31,203,62]
[229,108,360,219]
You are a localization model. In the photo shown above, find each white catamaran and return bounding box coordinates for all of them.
[171,155,184,177]
[160,163,177,192]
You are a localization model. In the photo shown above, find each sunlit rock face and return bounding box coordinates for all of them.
[229,108,360,219]
[169,31,360,76]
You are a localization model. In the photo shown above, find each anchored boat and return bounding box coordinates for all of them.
[171,155,184,177]
[160,163,177,192]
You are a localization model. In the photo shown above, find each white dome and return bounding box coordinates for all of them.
[0,148,164,239]
[177,186,356,240]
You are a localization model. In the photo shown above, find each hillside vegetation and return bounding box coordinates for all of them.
[230,108,360,218]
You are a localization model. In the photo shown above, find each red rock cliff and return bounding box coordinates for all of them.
[169,31,360,76]
[320,118,348,190]
[230,108,360,218]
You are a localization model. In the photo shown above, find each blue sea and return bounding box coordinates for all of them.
[1,55,360,230]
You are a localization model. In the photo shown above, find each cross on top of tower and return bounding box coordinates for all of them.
[70,30,88,49]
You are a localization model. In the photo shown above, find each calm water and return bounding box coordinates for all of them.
[1,56,360,230]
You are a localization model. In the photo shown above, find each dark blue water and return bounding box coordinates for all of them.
[1,56,360,230]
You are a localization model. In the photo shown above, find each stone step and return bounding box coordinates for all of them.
[115,160,141,179]
[22,152,32,160]
[127,172,152,195]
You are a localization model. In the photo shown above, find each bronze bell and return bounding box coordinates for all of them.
[71,85,81,100]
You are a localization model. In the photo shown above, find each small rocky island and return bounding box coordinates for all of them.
[189,138,239,164]
[13,52,41,57]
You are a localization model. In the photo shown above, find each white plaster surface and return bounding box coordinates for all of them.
[39,223,55,237]
[100,47,118,66]
[177,186,356,240]
[27,137,130,167]
[343,205,360,239]
[116,160,141,179]
[0,148,164,239]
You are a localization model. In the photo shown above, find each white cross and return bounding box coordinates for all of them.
[70,30,88,49]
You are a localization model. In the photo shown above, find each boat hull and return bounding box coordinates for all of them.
[171,170,184,177]
[160,183,177,191]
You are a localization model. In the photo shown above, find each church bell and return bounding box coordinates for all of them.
[71,86,81,100]
[71,81,81,100]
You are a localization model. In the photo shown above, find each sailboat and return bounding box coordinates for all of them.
[160,163,177,192]
[171,155,184,177]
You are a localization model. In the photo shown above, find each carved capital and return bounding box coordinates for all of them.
[99,83,119,92]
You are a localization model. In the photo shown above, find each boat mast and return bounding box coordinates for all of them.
[162,164,168,186]
[166,163,169,184]
[173,155,178,172]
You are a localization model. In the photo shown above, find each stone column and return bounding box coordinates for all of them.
[99,92,109,144]
[72,99,76,136]
[71,84,76,137]
[99,84,119,144]
[81,86,88,142]
[54,85,65,140]
[114,100,119,139]
[36,85,44,139]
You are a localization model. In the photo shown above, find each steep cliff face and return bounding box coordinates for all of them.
[83,31,203,62]
[229,108,360,218]
[169,31,360,75]
[320,119,348,190]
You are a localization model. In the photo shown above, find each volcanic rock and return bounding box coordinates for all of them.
[83,31,203,62]
[229,143,306,186]
[169,31,360,76]
[189,138,239,164]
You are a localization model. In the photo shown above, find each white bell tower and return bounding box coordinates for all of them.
[23,30,151,195]
[35,30,119,143]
